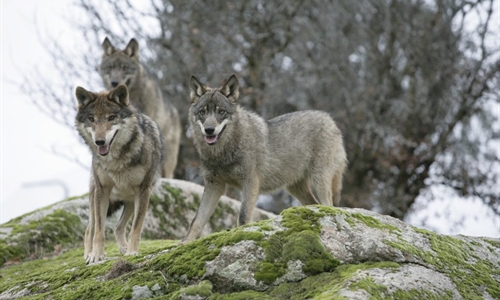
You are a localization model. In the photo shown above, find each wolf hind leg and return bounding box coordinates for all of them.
[331,173,343,206]
[114,201,134,255]
[311,173,334,207]
[286,178,319,206]
[161,119,181,179]
[126,187,151,256]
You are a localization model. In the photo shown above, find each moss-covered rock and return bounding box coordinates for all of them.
[0,179,275,266]
[0,209,84,265]
[1,191,499,299]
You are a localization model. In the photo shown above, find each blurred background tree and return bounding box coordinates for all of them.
[21,0,500,221]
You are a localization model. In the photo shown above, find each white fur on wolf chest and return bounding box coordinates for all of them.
[95,164,148,201]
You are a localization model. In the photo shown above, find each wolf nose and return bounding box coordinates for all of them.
[95,140,106,146]
[111,81,119,88]
[204,127,215,135]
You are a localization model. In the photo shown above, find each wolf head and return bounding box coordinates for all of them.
[189,75,239,146]
[75,85,132,156]
[98,38,142,89]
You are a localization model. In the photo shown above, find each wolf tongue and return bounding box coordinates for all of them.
[205,135,217,144]
[98,145,110,155]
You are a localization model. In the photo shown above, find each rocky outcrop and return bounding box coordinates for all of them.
[1,183,499,299]
[0,179,275,265]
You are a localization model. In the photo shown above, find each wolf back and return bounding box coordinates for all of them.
[75,84,164,264]
[98,37,181,178]
[183,75,347,242]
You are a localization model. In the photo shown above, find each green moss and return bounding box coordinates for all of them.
[350,213,399,232]
[254,207,340,285]
[181,280,213,297]
[62,193,89,202]
[392,288,454,299]
[148,183,237,240]
[1,210,84,265]
[280,206,326,234]
[349,276,387,299]
[1,194,88,228]
[152,228,264,280]
[256,224,274,231]
[266,262,400,300]
[483,238,500,249]
[148,183,191,239]
[210,290,275,300]
[387,228,500,299]
[0,240,178,300]
[209,201,236,233]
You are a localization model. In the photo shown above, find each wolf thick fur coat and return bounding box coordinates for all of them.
[75,84,164,264]
[99,37,181,178]
[183,75,347,242]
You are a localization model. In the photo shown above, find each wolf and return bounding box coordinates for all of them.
[98,37,181,178]
[75,84,164,264]
[183,75,347,242]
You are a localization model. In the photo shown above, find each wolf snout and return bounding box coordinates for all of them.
[204,127,216,135]
[95,140,106,146]
[111,81,119,88]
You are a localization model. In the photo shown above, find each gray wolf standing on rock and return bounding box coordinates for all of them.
[183,74,347,242]
[75,84,164,264]
[98,37,181,178]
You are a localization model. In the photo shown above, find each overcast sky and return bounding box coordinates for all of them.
[1,1,90,223]
[0,0,498,237]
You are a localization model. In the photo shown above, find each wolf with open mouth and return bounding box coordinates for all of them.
[184,74,348,243]
[75,84,164,264]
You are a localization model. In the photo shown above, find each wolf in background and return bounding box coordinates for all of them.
[183,75,347,242]
[75,84,164,264]
[99,37,181,178]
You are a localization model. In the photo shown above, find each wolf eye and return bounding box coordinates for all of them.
[108,115,116,121]
[218,109,226,115]
[198,109,206,116]
[89,116,95,122]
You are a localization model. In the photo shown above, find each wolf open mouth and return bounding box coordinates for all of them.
[205,125,226,145]
[98,130,118,156]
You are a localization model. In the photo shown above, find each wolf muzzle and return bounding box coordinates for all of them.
[204,124,226,145]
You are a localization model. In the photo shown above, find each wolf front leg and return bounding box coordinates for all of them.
[84,182,96,259]
[238,175,260,226]
[125,187,151,256]
[86,184,111,265]
[182,182,226,243]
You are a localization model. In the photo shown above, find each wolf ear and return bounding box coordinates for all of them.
[189,75,206,103]
[109,84,130,106]
[220,74,239,103]
[75,86,95,109]
[102,37,115,56]
[124,38,139,59]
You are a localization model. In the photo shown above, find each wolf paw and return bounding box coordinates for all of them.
[118,245,128,255]
[124,250,138,256]
[86,252,105,265]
